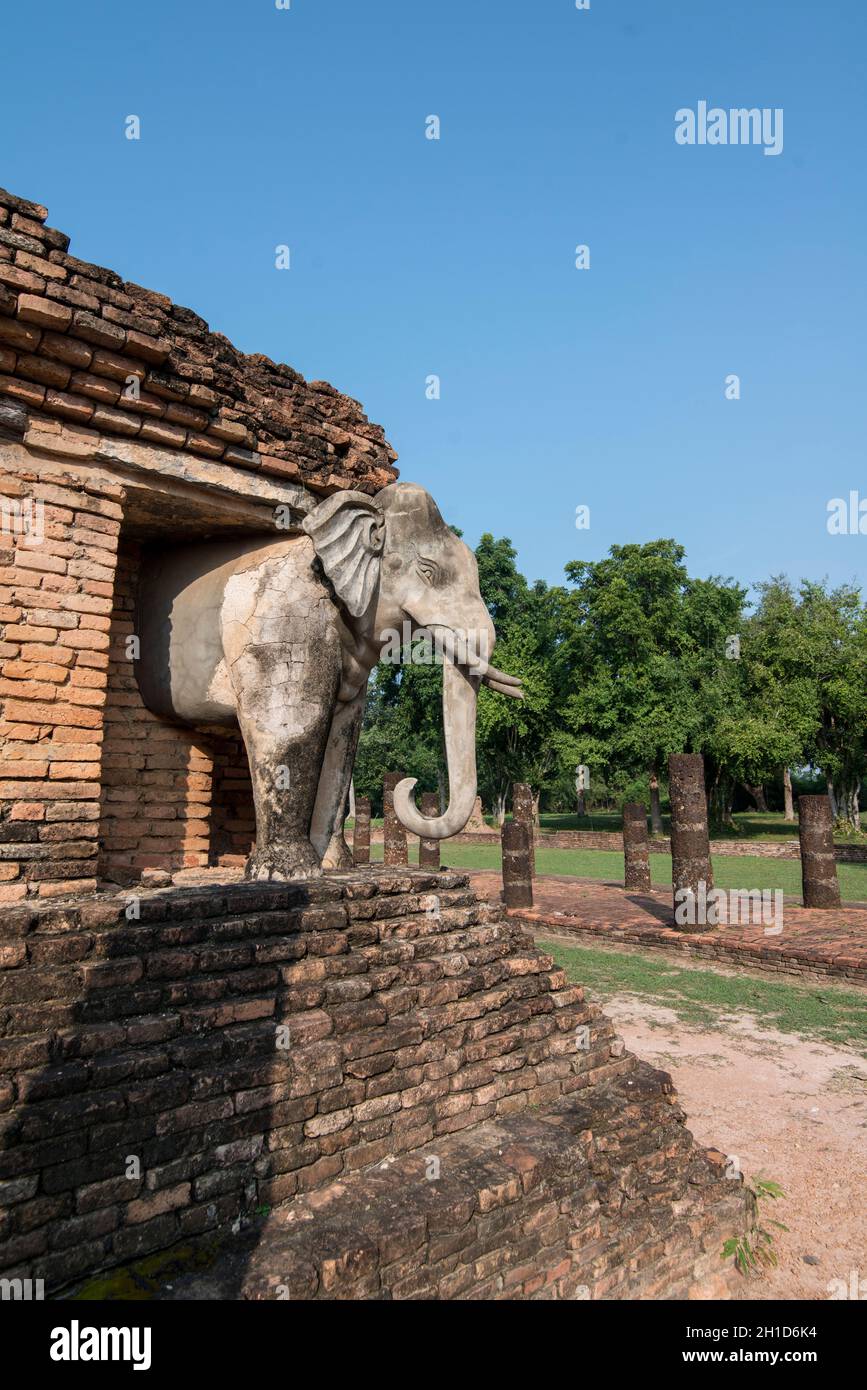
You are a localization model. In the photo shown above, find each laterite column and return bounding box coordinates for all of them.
[623,802,651,893]
[669,753,713,927]
[383,772,408,866]
[512,782,536,877]
[418,791,441,869]
[798,795,841,908]
[353,795,371,866]
[502,820,533,908]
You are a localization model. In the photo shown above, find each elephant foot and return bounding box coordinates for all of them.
[321,835,353,871]
[246,841,322,882]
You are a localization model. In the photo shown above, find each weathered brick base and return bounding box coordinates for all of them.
[0,869,751,1296]
[239,1069,749,1300]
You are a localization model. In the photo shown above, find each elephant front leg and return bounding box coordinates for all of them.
[229,646,338,881]
[310,691,366,870]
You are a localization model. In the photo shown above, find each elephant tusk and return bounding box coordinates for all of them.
[485,678,524,698]
[393,657,480,839]
[423,627,523,694]
[483,664,522,686]
[428,624,492,679]
[482,664,524,697]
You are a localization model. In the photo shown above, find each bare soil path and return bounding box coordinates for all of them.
[599,984,867,1300]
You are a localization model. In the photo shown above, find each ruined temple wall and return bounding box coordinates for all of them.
[0,870,752,1297]
[98,539,254,884]
[99,538,212,880]
[0,451,122,901]
[0,183,397,899]
[0,186,397,497]
[0,447,260,899]
[0,871,624,1288]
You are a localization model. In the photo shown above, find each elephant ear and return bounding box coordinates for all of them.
[302,491,385,618]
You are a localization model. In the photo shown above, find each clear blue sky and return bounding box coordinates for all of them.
[3,0,865,598]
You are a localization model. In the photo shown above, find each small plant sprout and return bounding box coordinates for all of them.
[722,1176,788,1276]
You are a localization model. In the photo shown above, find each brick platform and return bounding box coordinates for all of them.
[468,873,867,986]
[236,1068,747,1301]
[0,869,751,1297]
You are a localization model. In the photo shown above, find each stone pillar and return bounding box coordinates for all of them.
[798,795,841,908]
[418,792,441,869]
[352,795,371,866]
[669,753,713,927]
[622,802,651,893]
[464,795,488,834]
[512,782,535,877]
[502,820,533,908]
[383,772,408,866]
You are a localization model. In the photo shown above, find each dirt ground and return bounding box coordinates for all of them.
[598,982,867,1300]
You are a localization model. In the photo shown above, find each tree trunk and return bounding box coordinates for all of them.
[532,790,541,828]
[783,768,794,822]
[836,779,861,830]
[494,790,507,826]
[826,773,837,821]
[745,784,769,813]
[709,770,735,830]
[649,765,663,835]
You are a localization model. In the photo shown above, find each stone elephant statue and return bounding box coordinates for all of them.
[135,482,523,879]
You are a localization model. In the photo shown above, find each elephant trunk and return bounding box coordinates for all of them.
[393,654,479,840]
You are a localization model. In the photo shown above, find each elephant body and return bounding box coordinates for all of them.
[135,483,522,879]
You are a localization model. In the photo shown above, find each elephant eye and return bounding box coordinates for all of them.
[416,557,439,586]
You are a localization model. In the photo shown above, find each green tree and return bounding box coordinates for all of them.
[474,535,565,821]
[354,659,444,814]
[556,540,745,831]
[797,580,867,829]
[729,579,821,822]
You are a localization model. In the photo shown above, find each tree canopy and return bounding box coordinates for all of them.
[354,534,866,830]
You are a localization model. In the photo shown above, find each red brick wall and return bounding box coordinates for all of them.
[98,538,254,883]
[0,458,256,899]
[209,736,256,866]
[0,457,122,901]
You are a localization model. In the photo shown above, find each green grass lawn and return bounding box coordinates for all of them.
[539,809,864,844]
[351,808,865,845]
[370,840,867,901]
[539,810,793,838]
[538,939,867,1053]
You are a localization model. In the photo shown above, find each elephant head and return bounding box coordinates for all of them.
[303,482,523,838]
